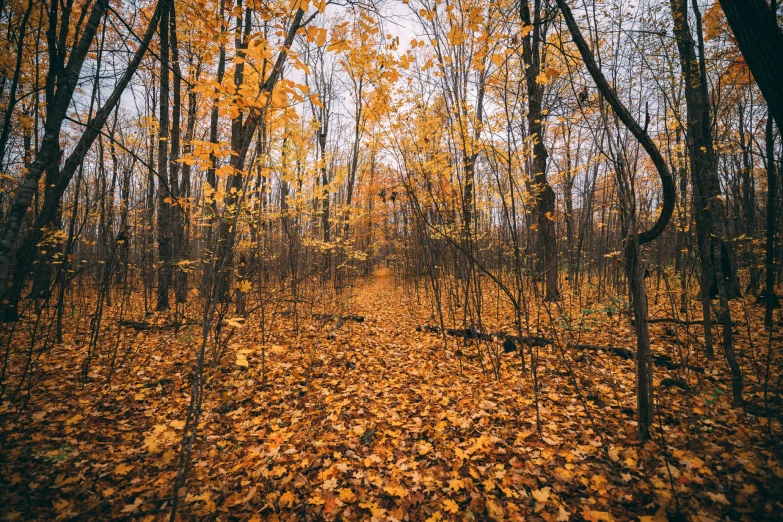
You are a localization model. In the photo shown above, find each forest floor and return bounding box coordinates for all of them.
[1,271,782,521]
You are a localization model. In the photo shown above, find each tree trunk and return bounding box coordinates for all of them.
[521,0,558,301]
[674,2,743,403]
[156,0,172,311]
[719,0,783,131]
[764,117,778,328]
[557,0,677,438]
[0,0,109,313]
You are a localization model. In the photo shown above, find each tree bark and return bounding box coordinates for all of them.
[719,0,783,131]
[764,117,778,328]
[556,0,677,438]
[0,0,109,308]
[156,0,172,311]
[521,0,559,301]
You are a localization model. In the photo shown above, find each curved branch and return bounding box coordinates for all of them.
[555,0,675,245]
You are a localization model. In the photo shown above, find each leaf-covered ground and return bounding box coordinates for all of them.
[1,273,782,521]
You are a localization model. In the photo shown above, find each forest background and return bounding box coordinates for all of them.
[0,0,782,519]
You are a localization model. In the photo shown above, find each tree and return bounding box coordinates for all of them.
[670,0,742,404]
[719,0,783,131]
[557,0,676,438]
[521,0,559,301]
[0,0,110,309]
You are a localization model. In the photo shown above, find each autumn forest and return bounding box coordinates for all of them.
[0,0,782,519]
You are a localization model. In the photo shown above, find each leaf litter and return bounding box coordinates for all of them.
[0,275,782,520]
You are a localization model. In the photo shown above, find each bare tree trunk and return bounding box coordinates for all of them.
[156,0,172,311]
[557,0,676,438]
[0,0,109,313]
[204,0,226,255]
[719,0,783,130]
[764,117,778,328]
[176,57,199,304]
[521,0,558,301]
[670,1,743,405]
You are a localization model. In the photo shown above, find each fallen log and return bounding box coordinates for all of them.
[502,334,553,348]
[416,324,552,347]
[322,314,364,339]
[573,343,704,373]
[313,313,365,323]
[415,324,702,372]
[118,319,198,330]
[275,311,365,323]
[416,324,492,341]
[632,317,740,326]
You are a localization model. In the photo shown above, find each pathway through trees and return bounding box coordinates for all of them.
[1,273,781,520]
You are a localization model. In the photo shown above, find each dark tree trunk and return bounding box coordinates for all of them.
[557,0,676,438]
[156,0,172,311]
[719,0,783,131]
[169,0,187,305]
[204,0,226,255]
[765,117,779,328]
[0,0,109,315]
[671,0,741,375]
[521,0,558,301]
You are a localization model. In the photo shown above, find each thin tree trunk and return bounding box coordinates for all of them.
[0,0,109,311]
[557,0,676,438]
[156,0,172,311]
[764,117,778,328]
[521,0,558,301]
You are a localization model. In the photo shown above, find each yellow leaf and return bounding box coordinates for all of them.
[279,491,295,508]
[418,441,433,455]
[443,498,459,514]
[707,492,729,505]
[339,488,357,503]
[741,483,757,495]
[307,492,325,505]
[143,424,169,453]
[236,350,250,368]
[383,484,407,497]
[226,317,246,328]
[490,54,505,67]
[486,498,505,520]
[114,463,133,476]
[532,486,550,503]
[582,511,614,522]
[359,501,386,517]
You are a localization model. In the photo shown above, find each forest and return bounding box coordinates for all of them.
[0,0,782,519]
